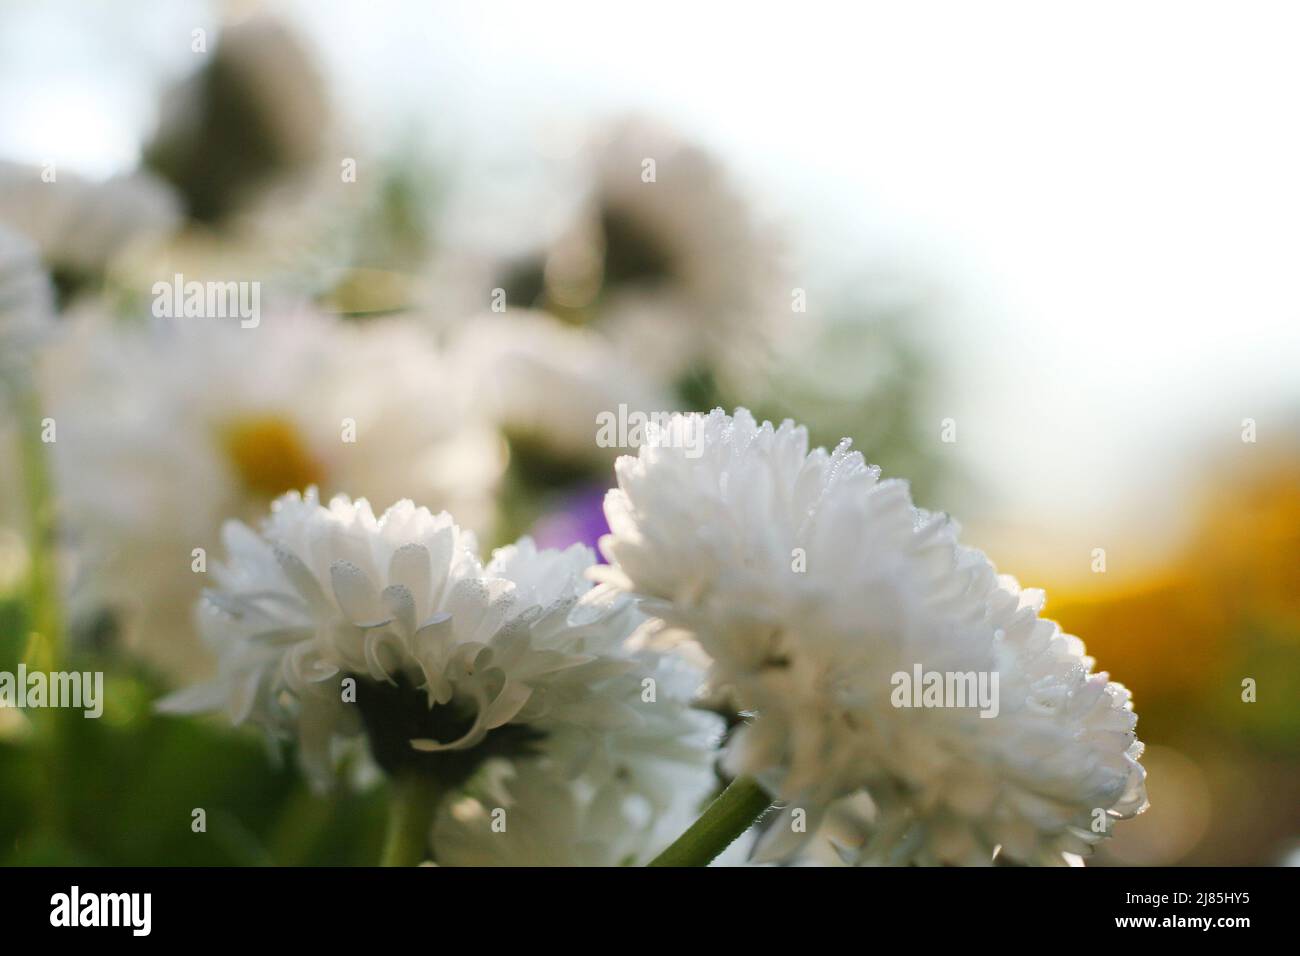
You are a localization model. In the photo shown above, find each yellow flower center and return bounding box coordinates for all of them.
[219,415,324,499]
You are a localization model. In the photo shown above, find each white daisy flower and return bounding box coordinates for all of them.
[161,490,721,807]
[497,118,787,392]
[588,120,786,382]
[42,311,504,681]
[594,408,1147,866]
[144,14,329,224]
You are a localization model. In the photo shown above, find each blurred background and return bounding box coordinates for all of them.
[0,0,1296,865]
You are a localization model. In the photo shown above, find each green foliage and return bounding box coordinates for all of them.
[0,666,388,865]
[0,592,28,674]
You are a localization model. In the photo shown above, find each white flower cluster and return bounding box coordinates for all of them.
[595,408,1147,865]
[161,489,720,861]
[1,9,1166,871]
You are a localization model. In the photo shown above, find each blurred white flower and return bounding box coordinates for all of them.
[161,490,721,807]
[575,120,787,389]
[0,161,180,287]
[43,311,503,681]
[480,118,786,393]
[449,309,672,463]
[595,407,1147,865]
[0,227,55,379]
[145,14,329,224]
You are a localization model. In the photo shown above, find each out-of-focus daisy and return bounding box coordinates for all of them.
[498,118,788,392]
[595,408,1147,865]
[0,162,180,300]
[160,491,721,819]
[43,311,503,681]
[123,13,364,312]
[144,14,329,224]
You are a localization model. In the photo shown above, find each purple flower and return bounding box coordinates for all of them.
[531,484,611,557]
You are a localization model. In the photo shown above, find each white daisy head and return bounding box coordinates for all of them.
[580,119,786,385]
[145,14,328,224]
[486,118,787,392]
[595,407,1147,865]
[43,310,504,681]
[162,489,721,802]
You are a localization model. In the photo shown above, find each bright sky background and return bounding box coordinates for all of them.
[4,0,1298,580]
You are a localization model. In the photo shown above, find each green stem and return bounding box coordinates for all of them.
[270,784,336,866]
[11,383,68,838]
[649,775,774,867]
[380,772,443,867]
[16,386,61,672]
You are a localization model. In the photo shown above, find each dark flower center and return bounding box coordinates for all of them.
[353,673,544,787]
